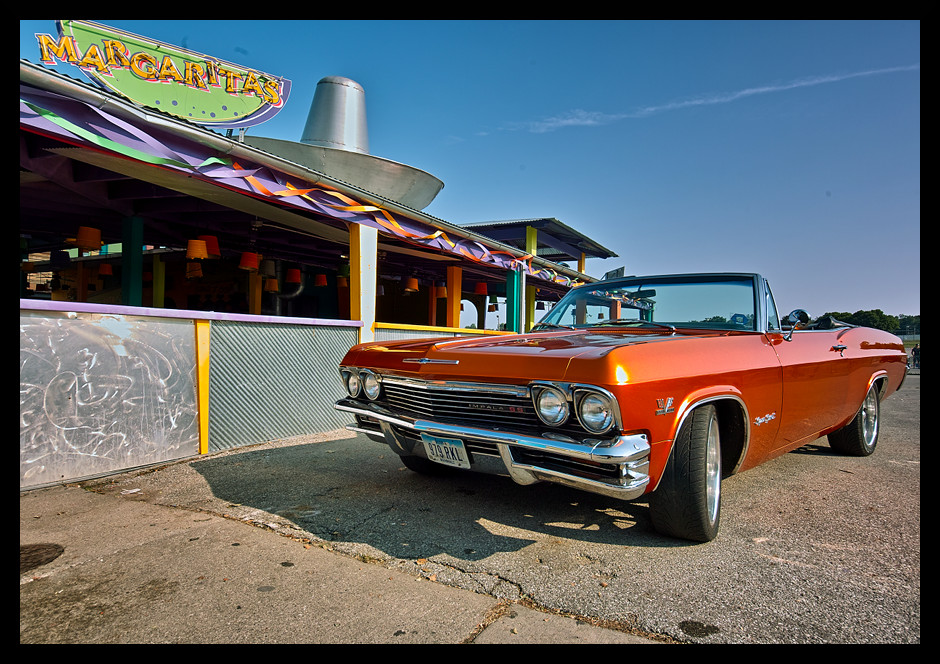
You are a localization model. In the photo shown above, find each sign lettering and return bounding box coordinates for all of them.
[35,20,291,129]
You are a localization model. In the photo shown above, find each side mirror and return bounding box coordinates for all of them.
[783,309,810,341]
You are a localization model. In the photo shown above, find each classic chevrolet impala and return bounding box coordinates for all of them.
[335,273,907,541]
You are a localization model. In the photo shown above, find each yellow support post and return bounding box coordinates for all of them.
[446,266,462,328]
[194,319,211,455]
[350,223,378,343]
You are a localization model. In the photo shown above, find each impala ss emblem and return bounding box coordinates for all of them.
[753,412,777,426]
[402,358,459,364]
[468,403,526,413]
[655,397,675,415]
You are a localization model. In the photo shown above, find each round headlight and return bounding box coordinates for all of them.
[361,371,381,400]
[535,386,569,426]
[578,392,614,433]
[345,371,361,397]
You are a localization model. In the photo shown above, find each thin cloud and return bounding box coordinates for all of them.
[516,64,920,133]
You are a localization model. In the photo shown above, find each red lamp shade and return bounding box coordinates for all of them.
[314,274,328,287]
[238,252,259,271]
[285,268,302,284]
[98,263,113,276]
[474,282,488,296]
[198,235,221,258]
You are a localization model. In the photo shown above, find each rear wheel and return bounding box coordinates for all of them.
[828,383,880,456]
[649,404,722,542]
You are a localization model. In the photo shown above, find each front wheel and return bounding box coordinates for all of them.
[648,404,722,542]
[828,383,880,456]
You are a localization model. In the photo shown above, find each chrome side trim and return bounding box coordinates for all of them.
[379,375,530,397]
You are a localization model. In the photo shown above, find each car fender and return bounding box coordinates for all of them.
[647,385,750,492]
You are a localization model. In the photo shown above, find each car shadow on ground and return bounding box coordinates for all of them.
[188,436,683,563]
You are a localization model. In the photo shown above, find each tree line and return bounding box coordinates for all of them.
[820,310,919,334]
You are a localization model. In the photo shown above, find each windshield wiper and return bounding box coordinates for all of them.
[592,319,677,333]
[531,322,576,331]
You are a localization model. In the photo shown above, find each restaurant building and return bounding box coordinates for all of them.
[19,21,617,488]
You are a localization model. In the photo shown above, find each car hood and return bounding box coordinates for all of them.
[344,329,710,383]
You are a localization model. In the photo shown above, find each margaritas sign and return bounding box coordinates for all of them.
[35,20,291,129]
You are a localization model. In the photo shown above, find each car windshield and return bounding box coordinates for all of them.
[536,274,758,331]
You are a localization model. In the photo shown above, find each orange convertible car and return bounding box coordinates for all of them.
[335,273,907,542]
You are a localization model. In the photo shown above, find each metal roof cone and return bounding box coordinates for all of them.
[301,76,369,154]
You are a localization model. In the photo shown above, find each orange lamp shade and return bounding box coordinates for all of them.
[435,285,447,299]
[487,304,497,312]
[98,263,112,276]
[186,239,208,260]
[198,235,221,258]
[337,276,349,288]
[404,277,419,292]
[264,277,279,292]
[285,268,302,284]
[474,282,488,296]
[238,252,259,271]
[186,262,203,279]
[75,226,102,251]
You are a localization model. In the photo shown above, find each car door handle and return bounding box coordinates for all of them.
[831,344,847,357]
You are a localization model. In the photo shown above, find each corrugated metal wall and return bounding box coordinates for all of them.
[207,320,358,451]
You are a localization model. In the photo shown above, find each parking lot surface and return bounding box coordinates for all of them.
[21,376,919,644]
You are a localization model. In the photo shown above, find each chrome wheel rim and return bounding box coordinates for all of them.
[705,415,721,525]
[861,387,880,449]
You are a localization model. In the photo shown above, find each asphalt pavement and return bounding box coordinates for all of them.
[20,454,662,644]
[21,373,920,644]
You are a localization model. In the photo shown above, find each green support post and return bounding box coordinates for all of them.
[121,216,144,306]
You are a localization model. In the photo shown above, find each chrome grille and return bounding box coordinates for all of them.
[381,378,536,429]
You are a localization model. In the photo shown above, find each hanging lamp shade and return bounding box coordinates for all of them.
[435,284,447,299]
[75,226,102,251]
[198,235,221,258]
[186,262,203,279]
[487,304,497,312]
[536,301,546,311]
[238,252,259,271]
[260,259,276,277]
[314,273,328,287]
[186,239,208,260]
[404,277,419,293]
[474,282,488,296]
[337,276,349,288]
[285,268,302,284]
[264,277,279,292]
[376,284,385,296]
[98,263,113,276]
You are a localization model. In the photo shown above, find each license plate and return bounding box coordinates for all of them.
[420,433,471,470]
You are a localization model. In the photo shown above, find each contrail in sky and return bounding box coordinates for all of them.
[519,63,920,133]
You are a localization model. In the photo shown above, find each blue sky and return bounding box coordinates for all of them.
[21,20,920,319]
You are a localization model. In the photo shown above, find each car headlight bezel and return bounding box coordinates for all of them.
[574,388,617,434]
[361,370,382,400]
[343,369,361,398]
[532,384,570,427]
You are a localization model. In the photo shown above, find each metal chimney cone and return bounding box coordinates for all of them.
[301,76,369,154]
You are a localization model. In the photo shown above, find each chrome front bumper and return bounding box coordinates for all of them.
[335,397,651,501]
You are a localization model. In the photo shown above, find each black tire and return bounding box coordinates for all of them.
[649,404,722,542]
[828,383,880,456]
[399,454,458,475]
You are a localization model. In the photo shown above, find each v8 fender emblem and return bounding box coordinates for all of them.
[655,397,675,415]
